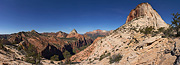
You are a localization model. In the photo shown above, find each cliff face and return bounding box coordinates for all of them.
[70,37,103,62]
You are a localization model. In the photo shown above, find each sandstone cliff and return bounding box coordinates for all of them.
[125,3,168,29]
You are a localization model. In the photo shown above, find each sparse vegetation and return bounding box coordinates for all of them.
[162,26,174,38]
[171,12,180,36]
[17,45,23,51]
[99,52,111,61]
[24,44,41,64]
[63,50,72,59]
[50,55,59,61]
[65,58,71,64]
[109,53,123,64]
[158,27,165,33]
[139,26,155,35]
[86,34,105,40]
[59,37,77,40]
[79,45,89,51]
[0,42,6,51]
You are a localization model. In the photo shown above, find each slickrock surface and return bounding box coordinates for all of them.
[79,3,178,65]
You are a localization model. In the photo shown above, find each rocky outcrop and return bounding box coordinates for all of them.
[0,45,31,65]
[70,37,103,62]
[80,3,177,65]
[41,44,64,60]
[57,31,68,38]
[125,3,168,29]
[66,29,78,38]
[41,31,67,38]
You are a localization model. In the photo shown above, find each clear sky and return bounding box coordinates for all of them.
[0,0,179,34]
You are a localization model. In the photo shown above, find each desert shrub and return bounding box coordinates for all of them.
[0,42,5,50]
[109,53,123,64]
[50,55,59,61]
[65,58,71,64]
[79,45,88,51]
[17,45,23,51]
[50,61,54,64]
[158,27,165,33]
[72,47,78,54]
[25,44,41,64]
[63,50,72,59]
[162,26,174,38]
[99,52,111,61]
[140,26,155,35]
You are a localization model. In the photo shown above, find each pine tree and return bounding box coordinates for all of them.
[171,12,180,36]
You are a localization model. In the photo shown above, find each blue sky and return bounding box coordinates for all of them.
[0,0,179,34]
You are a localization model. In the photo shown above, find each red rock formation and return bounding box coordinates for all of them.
[70,37,103,62]
[41,31,67,38]
[6,29,93,60]
[84,29,113,40]
[57,31,68,38]
[66,29,79,38]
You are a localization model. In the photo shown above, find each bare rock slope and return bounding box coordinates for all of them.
[126,3,168,29]
[80,3,178,65]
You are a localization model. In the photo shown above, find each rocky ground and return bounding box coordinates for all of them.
[72,3,179,65]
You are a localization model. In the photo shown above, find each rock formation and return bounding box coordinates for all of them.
[2,29,92,61]
[56,31,68,38]
[0,2,178,65]
[125,3,168,29]
[79,3,179,65]
[66,29,79,38]
[70,37,103,62]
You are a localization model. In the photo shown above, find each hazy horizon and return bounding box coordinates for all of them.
[0,0,179,34]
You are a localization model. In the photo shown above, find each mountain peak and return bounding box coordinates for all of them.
[135,2,150,8]
[57,31,67,38]
[125,3,168,29]
[126,3,153,23]
[31,30,38,33]
[69,29,78,34]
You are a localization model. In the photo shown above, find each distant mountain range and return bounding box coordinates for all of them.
[0,29,93,61]
[84,29,113,40]
[0,29,111,62]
